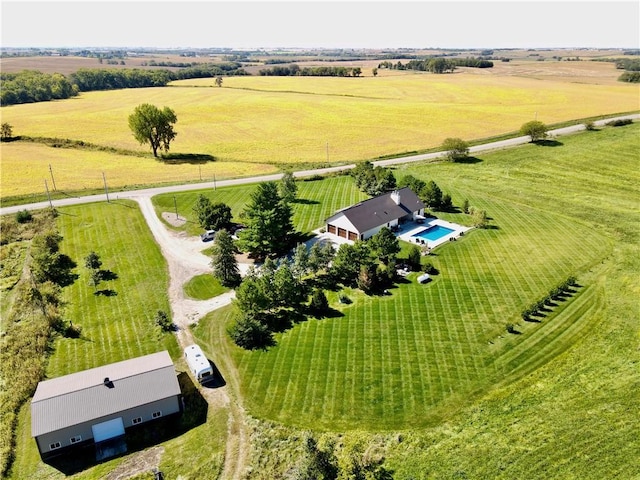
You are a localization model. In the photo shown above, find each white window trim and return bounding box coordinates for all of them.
[70,435,82,444]
[132,417,142,425]
[49,441,61,450]
[152,411,162,419]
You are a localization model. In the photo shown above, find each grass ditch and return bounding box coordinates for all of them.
[0,210,72,477]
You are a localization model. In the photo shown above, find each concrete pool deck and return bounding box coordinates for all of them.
[309,217,473,251]
[397,218,473,249]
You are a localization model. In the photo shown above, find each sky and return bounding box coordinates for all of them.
[1,1,639,50]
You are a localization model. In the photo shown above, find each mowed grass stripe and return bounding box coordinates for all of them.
[194,125,636,430]
[493,283,604,380]
[45,201,177,380]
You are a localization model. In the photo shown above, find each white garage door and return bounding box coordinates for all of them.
[92,417,125,443]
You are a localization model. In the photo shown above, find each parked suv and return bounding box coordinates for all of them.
[200,230,216,242]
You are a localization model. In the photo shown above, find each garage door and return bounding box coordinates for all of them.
[92,418,125,443]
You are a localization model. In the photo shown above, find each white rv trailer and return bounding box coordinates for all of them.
[184,344,214,384]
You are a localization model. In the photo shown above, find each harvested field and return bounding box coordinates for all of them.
[2,61,638,200]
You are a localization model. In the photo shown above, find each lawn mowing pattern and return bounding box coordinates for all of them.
[202,125,637,431]
[225,203,610,430]
[45,201,178,377]
[386,243,639,480]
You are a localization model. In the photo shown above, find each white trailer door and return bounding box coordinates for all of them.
[92,417,125,443]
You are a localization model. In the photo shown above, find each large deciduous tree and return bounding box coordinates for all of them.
[1,123,13,141]
[211,229,241,287]
[351,161,396,196]
[442,137,470,162]
[128,103,177,157]
[520,120,548,143]
[238,182,295,260]
[369,227,400,264]
[193,194,232,231]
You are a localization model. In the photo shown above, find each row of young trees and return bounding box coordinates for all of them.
[521,276,577,321]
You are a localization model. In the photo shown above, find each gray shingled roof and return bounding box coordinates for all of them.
[31,351,180,437]
[326,187,424,233]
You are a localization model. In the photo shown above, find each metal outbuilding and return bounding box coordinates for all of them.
[31,350,181,460]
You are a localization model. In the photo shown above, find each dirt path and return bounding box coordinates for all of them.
[133,196,251,480]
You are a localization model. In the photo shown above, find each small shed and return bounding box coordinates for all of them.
[31,351,181,460]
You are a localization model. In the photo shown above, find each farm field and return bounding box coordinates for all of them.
[0,141,278,200]
[1,63,638,201]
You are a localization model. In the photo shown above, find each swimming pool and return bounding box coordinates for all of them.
[412,224,455,242]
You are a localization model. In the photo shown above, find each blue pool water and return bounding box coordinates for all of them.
[412,224,455,242]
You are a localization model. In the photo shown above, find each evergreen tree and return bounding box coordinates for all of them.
[238,182,295,259]
[279,171,298,204]
[211,229,241,287]
[234,273,269,314]
[407,245,422,271]
[310,289,329,316]
[421,180,443,209]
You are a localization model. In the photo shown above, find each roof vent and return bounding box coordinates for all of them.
[104,377,114,388]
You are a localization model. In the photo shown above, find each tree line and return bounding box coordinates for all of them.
[258,65,362,77]
[0,63,248,106]
[378,57,493,73]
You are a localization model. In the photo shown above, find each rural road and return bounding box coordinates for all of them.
[2,114,637,217]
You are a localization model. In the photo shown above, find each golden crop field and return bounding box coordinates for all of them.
[0,142,278,198]
[1,61,638,198]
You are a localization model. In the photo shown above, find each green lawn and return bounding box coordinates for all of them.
[184,274,229,300]
[193,124,639,433]
[152,174,369,237]
[7,200,181,480]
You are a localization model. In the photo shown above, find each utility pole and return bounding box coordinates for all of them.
[49,164,57,191]
[102,172,110,203]
[174,196,178,219]
[44,179,53,209]
[213,173,216,191]
[199,165,202,181]
[326,142,329,163]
